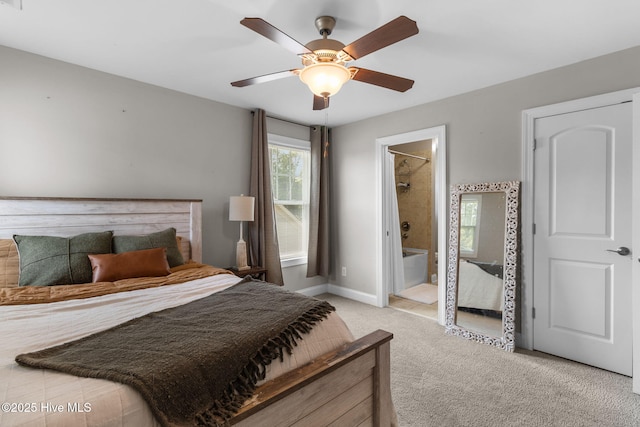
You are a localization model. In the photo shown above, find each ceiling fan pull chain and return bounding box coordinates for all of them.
[323,111,330,158]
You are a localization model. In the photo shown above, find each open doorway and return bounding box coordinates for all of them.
[375,126,447,325]
[388,141,438,319]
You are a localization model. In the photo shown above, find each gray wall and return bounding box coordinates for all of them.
[0,45,251,268]
[4,42,640,296]
[0,46,328,291]
[331,45,640,296]
[471,192,506,264]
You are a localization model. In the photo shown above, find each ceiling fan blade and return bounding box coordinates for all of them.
[241,18,312,56]
[313,95,329,110]
[342,16,418,60]
[231,70,297,87]
[351,68,414,92]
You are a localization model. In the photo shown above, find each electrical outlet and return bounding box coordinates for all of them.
[341,266,347,277]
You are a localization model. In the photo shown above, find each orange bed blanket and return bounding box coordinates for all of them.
[0,262,233,306]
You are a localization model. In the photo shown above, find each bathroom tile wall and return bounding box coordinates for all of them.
[394,149,434,276]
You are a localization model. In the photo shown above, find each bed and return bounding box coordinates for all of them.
[0,197,394,427]
[456,259,504,313]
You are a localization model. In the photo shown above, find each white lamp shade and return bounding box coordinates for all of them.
[299,62,351,97]
[229,195,255,222]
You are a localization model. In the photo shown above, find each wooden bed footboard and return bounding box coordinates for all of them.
[232,329,394,426]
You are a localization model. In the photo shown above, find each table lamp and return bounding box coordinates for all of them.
[229,194,255,270]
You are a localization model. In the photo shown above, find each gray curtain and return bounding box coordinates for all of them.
[248,109,284,285]
[306,125,331,278]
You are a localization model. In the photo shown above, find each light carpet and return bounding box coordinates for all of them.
[320,294,640,427]
[398,283,438,304]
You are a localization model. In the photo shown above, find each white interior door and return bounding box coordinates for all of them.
[533,102,633,376]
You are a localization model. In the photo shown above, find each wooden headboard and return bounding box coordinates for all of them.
[0,197,202,263]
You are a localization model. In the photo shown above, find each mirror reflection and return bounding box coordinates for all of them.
[445,181,520,352]
[456,192,506,337]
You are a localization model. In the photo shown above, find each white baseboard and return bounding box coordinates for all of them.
[296,283,329,297]
[327,284,378,306]
[296,283,378,306]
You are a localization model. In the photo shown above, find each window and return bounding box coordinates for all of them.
[459,194,482,258]
[268,134,310,266]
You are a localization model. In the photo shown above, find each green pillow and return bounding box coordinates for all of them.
[112,228,184,267]
[14,231,113,287]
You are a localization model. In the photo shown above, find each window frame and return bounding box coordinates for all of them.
[459,194,482,258]
[268,133,311,267]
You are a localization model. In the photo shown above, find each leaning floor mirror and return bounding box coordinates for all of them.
[445,181,520,352]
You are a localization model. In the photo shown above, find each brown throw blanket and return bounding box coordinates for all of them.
[15,278,335,427]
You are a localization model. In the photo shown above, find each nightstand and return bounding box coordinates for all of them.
[229,265,267,281]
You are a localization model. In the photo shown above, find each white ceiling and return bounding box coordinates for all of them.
[1,0,640,126]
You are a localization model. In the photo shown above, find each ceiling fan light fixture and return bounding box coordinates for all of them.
[234,16,419,110]
[299,62,351,98]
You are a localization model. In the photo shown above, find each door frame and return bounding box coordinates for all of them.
[375,125,447,325]
[521,87,640,390]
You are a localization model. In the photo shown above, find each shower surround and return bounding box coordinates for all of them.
[394,149,434,278]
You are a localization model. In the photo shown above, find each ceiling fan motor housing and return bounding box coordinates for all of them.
[303,39,349,65]
[304,16,353,66]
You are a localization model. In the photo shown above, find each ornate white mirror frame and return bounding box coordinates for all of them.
[445,181,520,352]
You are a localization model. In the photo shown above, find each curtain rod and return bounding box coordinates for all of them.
[250,111,309,128]
[388,149,429,162]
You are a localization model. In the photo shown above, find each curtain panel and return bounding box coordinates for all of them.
[248,109,284,285]
[306,125,331,278]
[386,152,405,293]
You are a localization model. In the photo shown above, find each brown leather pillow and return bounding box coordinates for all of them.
[88,247,171,283]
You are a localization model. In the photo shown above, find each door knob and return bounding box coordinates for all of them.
[606,246,631,256]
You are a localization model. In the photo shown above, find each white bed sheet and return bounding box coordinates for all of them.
[0,274,353,426]
[457,260,504,312]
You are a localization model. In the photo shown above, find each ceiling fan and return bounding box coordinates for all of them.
[231,15,419,110]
